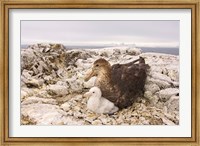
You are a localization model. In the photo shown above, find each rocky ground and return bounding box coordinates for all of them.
[21,43,179,125]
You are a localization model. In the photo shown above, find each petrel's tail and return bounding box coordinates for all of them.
[124,57,145,66]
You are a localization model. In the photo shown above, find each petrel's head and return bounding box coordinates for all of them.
[83,87,102,98]
[84,58,111,81]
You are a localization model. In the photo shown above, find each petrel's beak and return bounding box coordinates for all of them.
[83,91,92,98]
[84,68,96,82]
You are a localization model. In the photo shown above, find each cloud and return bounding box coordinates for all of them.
[21,20,179,47]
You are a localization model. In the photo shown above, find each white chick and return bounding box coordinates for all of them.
[84,87,119,114]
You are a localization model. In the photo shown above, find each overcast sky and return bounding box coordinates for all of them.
[21,21,179,47]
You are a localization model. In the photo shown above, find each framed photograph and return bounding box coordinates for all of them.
[1,0,199,145]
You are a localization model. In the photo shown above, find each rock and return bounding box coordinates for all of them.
[22,43,67,77]
[21,49,36,70]
[38,43,51,48]
[21,87,38,99]
[56,81,68,86]
[139,117,150,125]
[113,49,121,55]
[66,77,83,93]
[21,115,36,125]
[21,96,57,105]
[38,60,51,73]
[144,91,152,99]
[164,112,176,123]
[149,95,159,105]
[146,77,171,89]
[25,78,44,88]
[73,111,83,118]
[22,70,34,79]
[44,75,53,84]
[60,102,71,111]
[85,114,98,123]
[35,90,52,98]
[21,103,84,125]
[145,83,160,94]
[21,90,28,99]
[21,103,62,125]
[44,47,51,53]
[162,117,175,125]
[51,43,66,50]
[47,84,69,96]
[149,72,172,84]
[56,68,64,78]
[92,119,102,125]
[99,52,109,57]
[167,69,179,82]
[165,95,179,113]
[65,50,91,67]
[101,118,109,124]
[75,59,85,68]
[158,88,179,102]
[126,47,142,55]
[83,76,96,88]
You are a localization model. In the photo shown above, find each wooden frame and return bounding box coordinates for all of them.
[0,0,199,145]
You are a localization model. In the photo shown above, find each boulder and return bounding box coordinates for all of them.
[21,96,57,105]
[25,78,44,88]
[47,84,69,96]
[164,95,179,113]
[158,88,179,102]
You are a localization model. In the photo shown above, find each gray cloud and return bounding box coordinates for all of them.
[21,20,179,46]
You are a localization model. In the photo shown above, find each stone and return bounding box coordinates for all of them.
[83,76,96,88]
[145,83,160,94]
[168,70,179,82]
[158,88,179,102]
[126,47,142,55]
[21,103,65,125]
[162,117,175,125]
[47,84,69,96]
[44,47,51,53]
[21,96,57,105]
[66,77,83,93]
[146,77,171,89]
[165,95,179,113]
[44,75,53,84]
[56,68,64,78]
[21,90,28,99]
[92,119,102,125]
[25,78,44,88]
[21,49,36,70]
[149,95,159,106]
[22,70,34,79]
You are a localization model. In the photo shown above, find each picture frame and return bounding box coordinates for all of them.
[0,0,199,145]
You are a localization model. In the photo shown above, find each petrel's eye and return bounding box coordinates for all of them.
[95,64,99,67]
[93,91,95,93]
